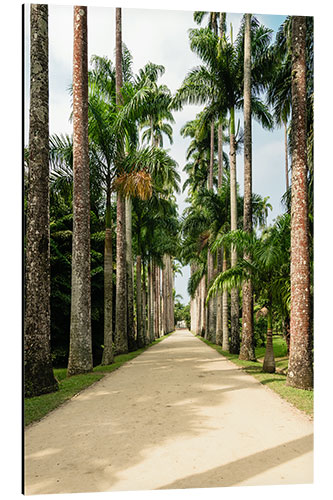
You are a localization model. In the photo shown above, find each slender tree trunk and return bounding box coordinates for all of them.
[229,106,240,354]
[263,306,276,373]
[148,259,154,342]
[201,276,206,336]
[101,178,114,365]
[284,120,289,192]
[115,194,128,354]
[166,255,174,333]
[101,228,114,364]
[152,261,158,339]
[206,120,216,341]
[240,13,256,361]
[286,16,313,390]
[156,265,161,337]
[142,261,148,345]
[162,255,167,335]
[68,6,93,375]
[190,263,196,332]
[222,249,229,351]
[126,197,136,351]
[25,4,58,396]
[136,255,145,347]
[216,120,224,345]
[114,7,128,354]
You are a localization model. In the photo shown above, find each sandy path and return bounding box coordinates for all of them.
[24,329,313,495]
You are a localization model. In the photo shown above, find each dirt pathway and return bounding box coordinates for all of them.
[24,329,313,494]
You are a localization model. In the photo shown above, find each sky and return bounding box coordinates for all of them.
[24,4,288,305]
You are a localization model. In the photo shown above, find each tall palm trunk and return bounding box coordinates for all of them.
[206,120,216,342]
[216,119,224,345]
[286,16,313,390]
[162,255,167,335]
[229,106,240,354]
[148,259,155,342]
[201,275,206,336]
[165,254,174,333]
[114,7,128,354]
[222,248,229,351]
[136,255,145,347]
[284,119,289,191]
[126,197,136,351]
[101,178,114,365]
[142,260,148,345]
[68,6,93,376]
[190,263,196,332]
[170,258,175,331]
[155,265,161,337]
[25,4,58,396]
[263,303,276,373]
[240,13,256,361]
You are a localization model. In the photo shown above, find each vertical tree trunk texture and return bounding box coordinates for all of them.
[148,259,155,342]
[201,276,206,337]
[162,255,167,335]
[68,6,93,376]
[153,262,157,337]
[170,257,175,331]
[240,13,256,361]
[222,248,230,351]
[136,255,145,347]
[263,307,276,373]
[155,265,161,337]
[206,251,216,342]
[165,255,174,333]
[165,255,170,334]
[101,175,114,365]
[152,261,158,339]
[207,120,216,341]
[101,226,114,365]
[114,7,128,355]
[286,16,313,390]
[166,256,171,333]
[284,120,289,192]
[215,252,224,347]
[115,193,128,354]
[229,106,240,354]
[190,264,196,332]
[216,122,224,346]
[196,280,201,335]
[125,197,136,351]
[142,261,149,345]
[25,4,58,397]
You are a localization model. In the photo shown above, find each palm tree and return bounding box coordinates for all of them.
[87,77,116,365]
[114,7,128,354]
[67,6,93,375]
[239,13,256,361]
[24,4,58,396]
[177,20,273,352]
[286,16,313,390]
[209,214,291,373]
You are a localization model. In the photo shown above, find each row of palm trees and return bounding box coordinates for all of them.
[24,6,313,397]
[24,6,179,397]
[179,12,313,390]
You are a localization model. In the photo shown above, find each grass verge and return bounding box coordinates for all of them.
[24,332,174,427]
[196,335,313,418]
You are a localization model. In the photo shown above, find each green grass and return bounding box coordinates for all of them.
[24,372,104,427]
[25,332,174,427]
[197,335,313,418]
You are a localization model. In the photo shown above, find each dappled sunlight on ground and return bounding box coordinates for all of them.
[24,329,313,494]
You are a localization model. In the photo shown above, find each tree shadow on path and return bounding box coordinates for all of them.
[158,434,313,489]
